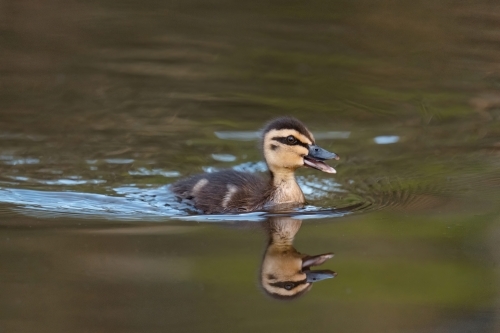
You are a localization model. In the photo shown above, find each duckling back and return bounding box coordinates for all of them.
[171,170,271,214]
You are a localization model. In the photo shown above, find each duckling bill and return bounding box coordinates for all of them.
[172,116,339,214]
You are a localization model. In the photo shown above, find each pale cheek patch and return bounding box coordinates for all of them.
[296,146,308,157]
[222,184,238,208]
[269,144,308,170]
[285,146,308,166]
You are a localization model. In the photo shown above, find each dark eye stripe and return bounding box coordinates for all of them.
[271,136,308,149]
[269,279,307,290]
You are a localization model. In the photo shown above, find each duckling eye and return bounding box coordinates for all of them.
[284,283,294,290]
[286,136,297,144]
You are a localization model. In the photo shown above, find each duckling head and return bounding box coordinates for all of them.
[260,217,336,300]
[262,117,339,178]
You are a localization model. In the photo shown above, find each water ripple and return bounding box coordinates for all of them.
[0,182,357,222]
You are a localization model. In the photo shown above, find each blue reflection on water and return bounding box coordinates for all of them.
[374,136,400,144]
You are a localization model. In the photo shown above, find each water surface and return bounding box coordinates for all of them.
[1,0,500,332]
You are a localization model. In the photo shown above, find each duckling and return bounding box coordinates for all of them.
[171,116,339,214]
[260,217,336,300]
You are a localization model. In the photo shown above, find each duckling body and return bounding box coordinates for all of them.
[171,170,271,213]
[171,117,339,214]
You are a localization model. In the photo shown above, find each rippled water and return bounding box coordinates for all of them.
[2,0,500,332]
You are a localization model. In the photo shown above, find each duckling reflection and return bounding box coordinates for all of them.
[260,217,336,300]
